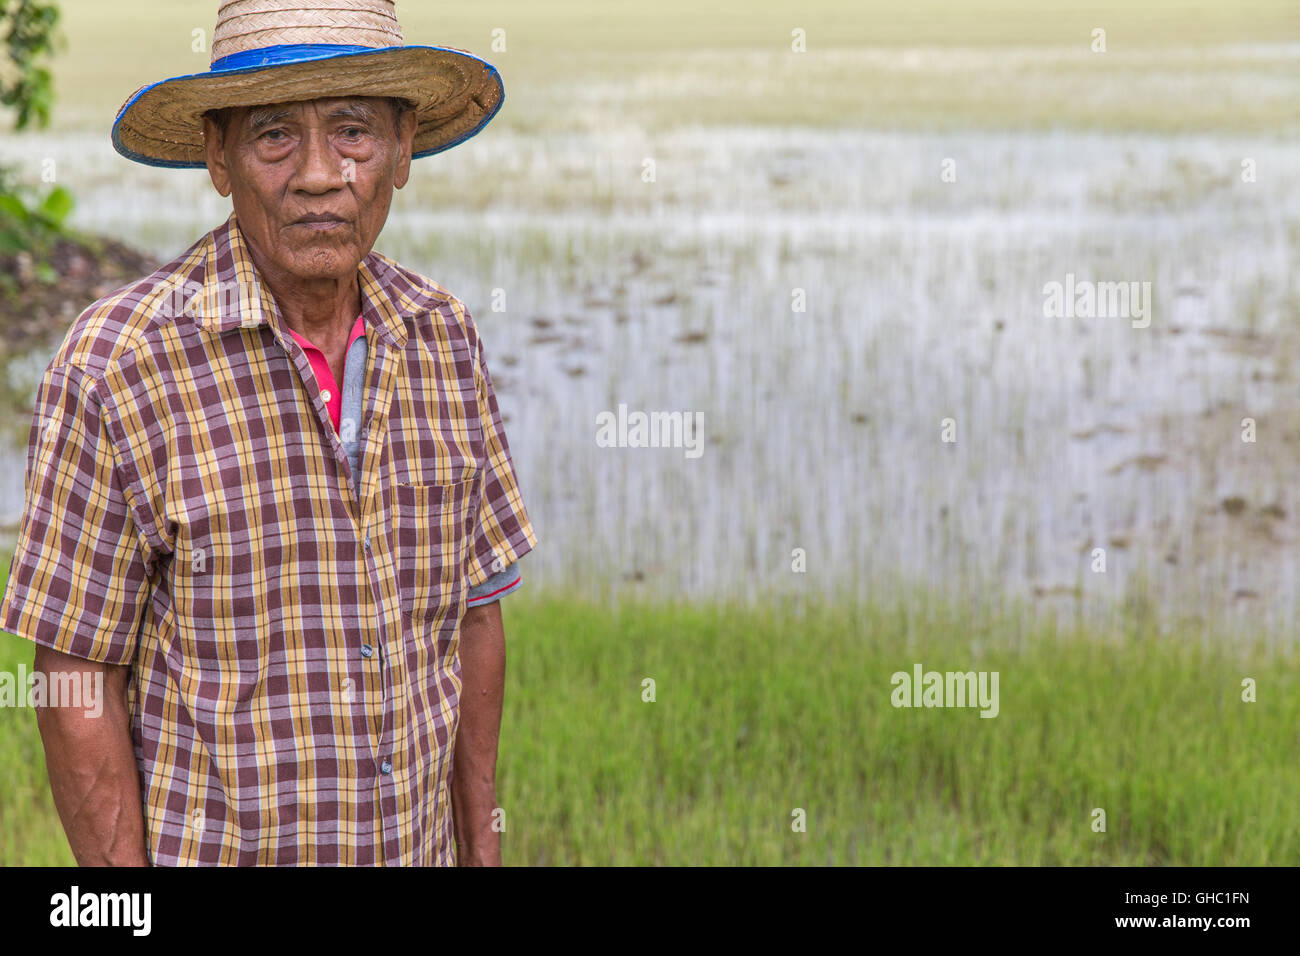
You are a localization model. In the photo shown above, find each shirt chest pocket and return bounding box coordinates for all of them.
[393,477,477,620]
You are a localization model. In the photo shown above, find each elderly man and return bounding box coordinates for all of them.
[0,1,536,865]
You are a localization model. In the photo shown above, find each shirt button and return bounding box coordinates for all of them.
[363,532,371,549]
[321,389,332,402]
[380,761,392,775]
[361,644,374,659]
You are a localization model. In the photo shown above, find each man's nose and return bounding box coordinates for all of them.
[292,128,347,193]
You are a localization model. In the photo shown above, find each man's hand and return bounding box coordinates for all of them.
[33,645,150,866]
[451,600,507,866]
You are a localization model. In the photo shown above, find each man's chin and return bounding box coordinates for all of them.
[283,245,363,281]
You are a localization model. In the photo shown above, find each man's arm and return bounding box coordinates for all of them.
[451,316,536,866]
[1,362,158,866]
[452,600,506,866]
[33,645,149,866]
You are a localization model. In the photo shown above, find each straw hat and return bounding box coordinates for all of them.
[112,0,504,169]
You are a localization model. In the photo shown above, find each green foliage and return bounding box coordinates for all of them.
[0,2,67,265]
[0,164,73,259]
[1,0,61,131]
[0,3,68,262]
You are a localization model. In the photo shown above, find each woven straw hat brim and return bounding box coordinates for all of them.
[112,45,503,169]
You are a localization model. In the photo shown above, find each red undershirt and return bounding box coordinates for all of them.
[286,314,366,433]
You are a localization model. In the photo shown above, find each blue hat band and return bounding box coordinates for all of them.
[210,43,384,73]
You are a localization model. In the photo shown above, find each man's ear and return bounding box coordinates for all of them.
[203,114,233,198]
[393,108,419,190]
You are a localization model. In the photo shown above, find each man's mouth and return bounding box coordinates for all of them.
[291,214,348,232]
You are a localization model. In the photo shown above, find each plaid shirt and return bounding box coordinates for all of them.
[1,213,537,865]
[286,313,523,608]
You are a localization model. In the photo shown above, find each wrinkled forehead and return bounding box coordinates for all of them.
[215,95,405,131]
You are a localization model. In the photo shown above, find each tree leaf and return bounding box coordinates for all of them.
[37,184,72,225]
[0,192,30,223]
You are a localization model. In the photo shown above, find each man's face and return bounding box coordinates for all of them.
[203,96,418,282]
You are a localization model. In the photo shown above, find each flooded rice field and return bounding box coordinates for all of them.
[2,124,1296,641]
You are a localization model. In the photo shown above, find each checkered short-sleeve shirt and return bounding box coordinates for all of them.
[1,213,538,865]
[285,311,523,607]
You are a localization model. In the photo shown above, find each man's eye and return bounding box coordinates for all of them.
[341,127,365,139]
[261,129,287,142]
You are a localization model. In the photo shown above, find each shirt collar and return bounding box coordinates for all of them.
[184,213,442,350]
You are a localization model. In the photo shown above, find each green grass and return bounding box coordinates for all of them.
[499,592,1300,865]
[5,566,1297,865]
[0,605,75,865]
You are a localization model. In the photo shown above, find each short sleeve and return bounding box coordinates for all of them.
[1,363,158,665]
[465,561,522,607]
[465,332,538,588]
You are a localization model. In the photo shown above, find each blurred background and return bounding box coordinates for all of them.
[1,1,1297,865]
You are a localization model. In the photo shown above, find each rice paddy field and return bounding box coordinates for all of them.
[0,0,1298,865]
